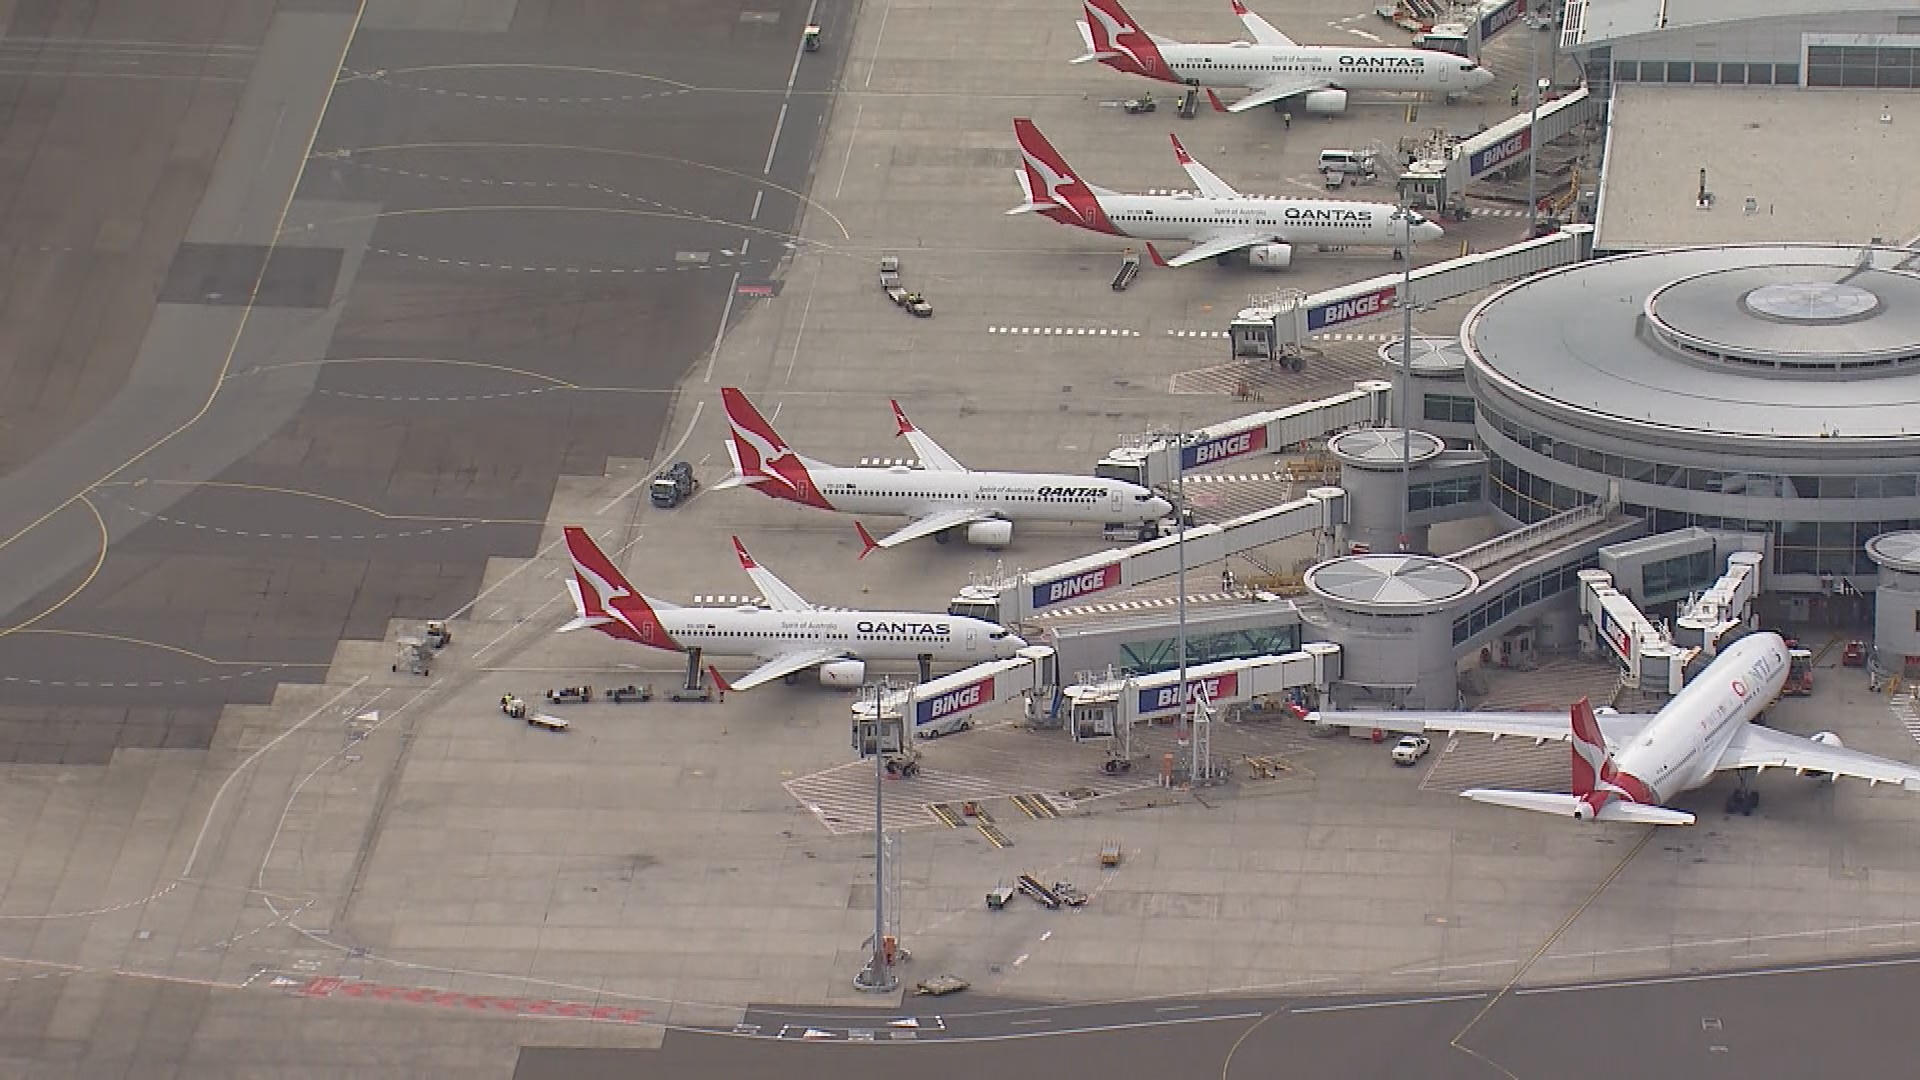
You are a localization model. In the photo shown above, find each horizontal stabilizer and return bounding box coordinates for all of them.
[1461,789,1695,825]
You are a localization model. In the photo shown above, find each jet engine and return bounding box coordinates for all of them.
[1571,801,1593,821]
[1806,731,1843,781]
[965,520,1014,548]
[818,659,866,688]
[1302,88,1348,116]
[1247,243,1293,270]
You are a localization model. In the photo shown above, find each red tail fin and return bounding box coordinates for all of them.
[890,399,915,437]
[1081,0,1175,81]
[718,388,832,509]
[855,521,880,560]
[1169,133,1197,167]
[562,526,676,650]
[1570,697,1657,813]
[1012,119,1119,235]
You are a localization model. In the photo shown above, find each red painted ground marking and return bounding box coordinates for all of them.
[287,978,651,1023]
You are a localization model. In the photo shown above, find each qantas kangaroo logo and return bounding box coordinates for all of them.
[565,529,662,646]
[1083,0,1167,79]
[1014,122,1118,235]
[1024,149,1090,226]
[1570,698,1656,816]
[719,389,834,511]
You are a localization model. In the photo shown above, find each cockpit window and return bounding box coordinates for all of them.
[1135,494,1155,501]
[1459,63,1478,72]
[989,631,1008,639]
[1409,212,1429,225]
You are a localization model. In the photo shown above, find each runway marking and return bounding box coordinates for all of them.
[763,102,788,174]
[1511,954,1920,997]
[704,271,743,383]
[832,103,863,200]
[0,494,105,639]
[1390,918,1920,977]
[340,67,693,106]
[332,159,719,222]
[292,976,653,1024]
[865,0,891,88]
[0,628,328,688]
[183,678,370,880]
[1292,992,1486,1015]
[365,245,776,276]
[320,141,850,240]
[98,496,503,542]
[988,326,1140,337]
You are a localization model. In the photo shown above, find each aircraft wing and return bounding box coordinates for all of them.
[723,648,847,692]
[1716,725,1920,790]
[1231,1,1295,46]
[1313,710,1655,751]
[872,506,999,549]
[1155,231,1276,268]
[1169,135,1240,199]
[731,536,812,612]
[890,400,967,472]
[1224,75,1329,114]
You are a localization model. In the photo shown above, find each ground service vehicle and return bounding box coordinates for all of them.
[1843,640,1867,668]
[650,461,696,508]
[1392,735,1432,765]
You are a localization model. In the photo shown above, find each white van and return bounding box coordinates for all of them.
[1319,149,1376,177]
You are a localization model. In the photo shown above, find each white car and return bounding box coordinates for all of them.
[1391,735,1432,766]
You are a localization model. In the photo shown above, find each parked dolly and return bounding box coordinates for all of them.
[546,685,593,705]
[915,975,969,997]
[605,684,653,703]
[986,884,1015,910]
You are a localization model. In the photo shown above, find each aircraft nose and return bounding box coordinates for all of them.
[1473,67,1497,89]
[1006,634,1030,652]
[1416,221,1447,242]
[1150,496,1173,517]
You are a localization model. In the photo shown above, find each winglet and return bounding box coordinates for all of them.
[1206,88,1226,113]
[890,399,915,437]
[731,535,757,571]
[707,665,733,694]
[1230,0,1251,12]
[1169,133,1195,165]
[855,521,880,560]
[1145,242,1170,268]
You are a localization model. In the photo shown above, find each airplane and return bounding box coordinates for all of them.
[1310,631,1920,825]
[713,388,1173,552]
[1008,118,1444,269]
[1072,0,1495,115]
[559,526,1027,691]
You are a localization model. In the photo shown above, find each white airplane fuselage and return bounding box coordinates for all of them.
[1093,192,1439,248]
[1161,42,1490,96]
[1612,633,1793,800]
[809,466,1167,526]
[657,606,1022,664]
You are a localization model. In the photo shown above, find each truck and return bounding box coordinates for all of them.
[650,461,696,508]
[1783,648,1814,696]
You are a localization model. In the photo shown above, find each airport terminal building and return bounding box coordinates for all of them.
[1463,242,1920,593]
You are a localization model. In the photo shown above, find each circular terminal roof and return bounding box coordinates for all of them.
[1378,335,1467,377]
[1866,531,1920,573]
[1304,554,1478,615]
[1328,428,1445,470]
[1465,245,1920,443]
[1644,264,1920,375]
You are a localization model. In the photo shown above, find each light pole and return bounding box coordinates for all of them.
[1525,17,1550,238]
[853,679,898,993]
[1174,429,1190,782]
[1398,209,1414,552]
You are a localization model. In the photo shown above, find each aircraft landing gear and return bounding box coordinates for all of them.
[918,653,933,684]
[1725,775,1760,816]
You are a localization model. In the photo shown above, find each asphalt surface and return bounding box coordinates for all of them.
[0,0,835,763]
[516,955,1920,1079]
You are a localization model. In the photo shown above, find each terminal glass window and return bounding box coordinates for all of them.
[1808,44,1916,89]
[1117,623,1300,676]
[1409,475,1482,513]
[1423,394,1475,424]
[1693,61,1718,83]
[1774,62,1799,85]
[1642,549,1715,602]
[1720,61,1745,84]
[1613,59,1638,83]
[1747,62,1773,84]
[1451,556,1599,646]
[1666,61,1692,83]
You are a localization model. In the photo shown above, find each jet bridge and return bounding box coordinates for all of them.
[851,646,1060,740]
[1094,382,1389,491]
[1061,644,1343,743]
[1397,86,1602,211]
[947,488,1347,629]
[1578,568,1693,693]
[1228,226,1594,360]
